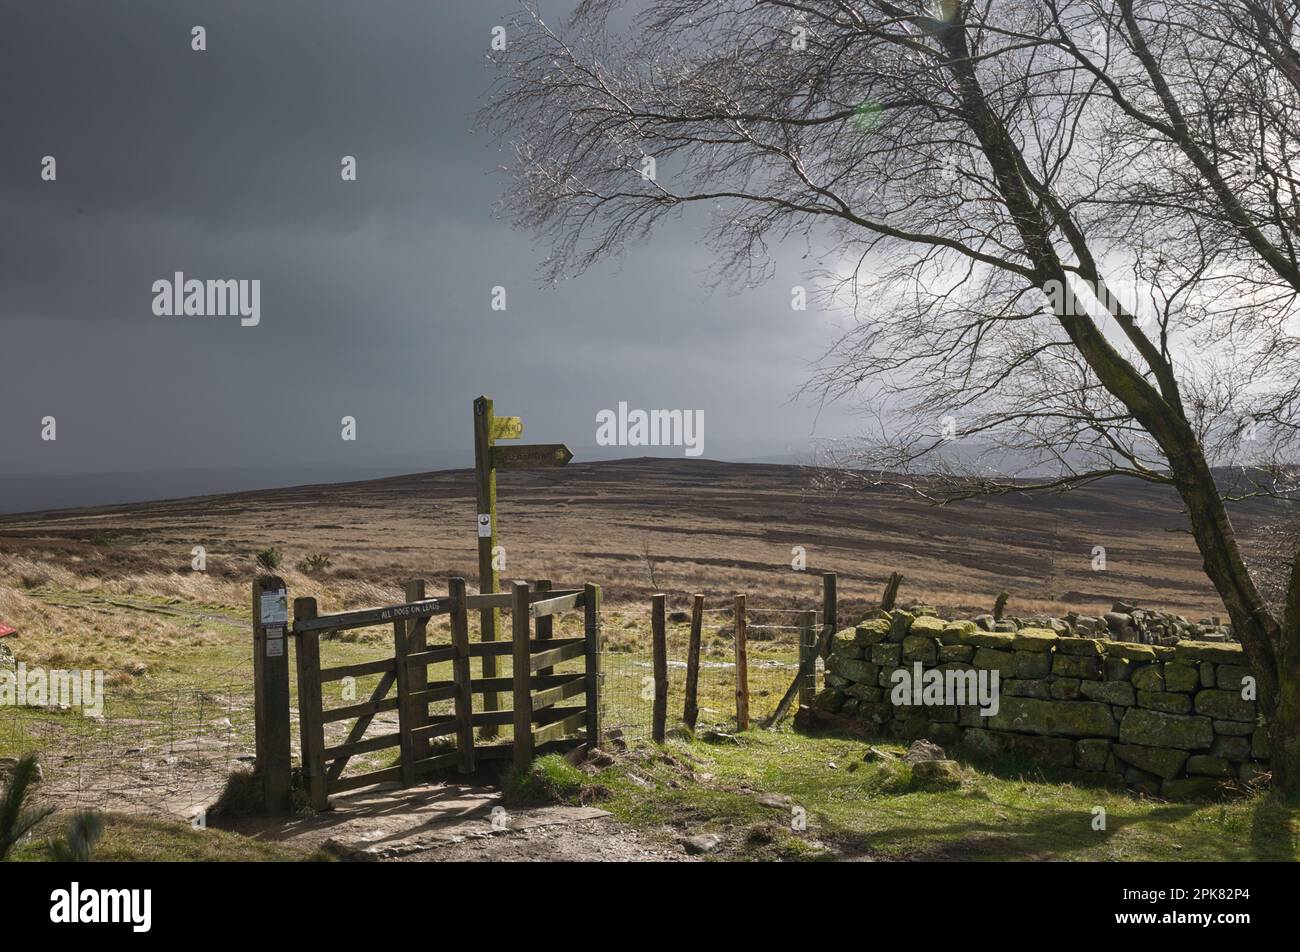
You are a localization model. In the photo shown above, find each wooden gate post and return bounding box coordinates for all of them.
[734,594,750,731]
[252,576,291,813]
[393,611,417,787]
[683,594,704,731]
[651,594,668,743]
[798,610,817,709]
[583,583,603,751]
[448,577,477,774]
[821,572,838,659]
[292,596,330,812]
[404,579,431,760]
[511,582,534,770]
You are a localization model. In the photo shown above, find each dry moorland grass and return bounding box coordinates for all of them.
[0,458,1282,623]
[0,457,1282,710]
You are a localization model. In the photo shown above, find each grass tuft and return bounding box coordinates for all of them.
[502,754,586,806]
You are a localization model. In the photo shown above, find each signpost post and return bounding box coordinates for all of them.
[471,396,572,734]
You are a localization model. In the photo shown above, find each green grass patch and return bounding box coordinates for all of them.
[8,812,327,862]
[587,729,1300,861]
[502,754,586,806]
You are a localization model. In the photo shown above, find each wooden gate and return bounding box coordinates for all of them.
[289,577,601,810]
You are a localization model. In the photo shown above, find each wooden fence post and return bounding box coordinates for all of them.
[798,610,817,709]
[393,606,416,787]
[651,594,668,743]
[683,594,704,731]
[734,594,750,731]
[821,572,837,659]
[511,582,534,770]
[252,576,291,813]
[534,579,553,676]
[449,577,477,774]
[404,579,430,760]
[583,583,602,751]
[292,596,329,811]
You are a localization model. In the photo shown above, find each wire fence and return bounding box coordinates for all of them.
[598,599,825,741]
[1,676,256,821]
[1,593,829,815]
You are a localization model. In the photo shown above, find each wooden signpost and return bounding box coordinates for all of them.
[472,396,573,730]
[492,444,574,469]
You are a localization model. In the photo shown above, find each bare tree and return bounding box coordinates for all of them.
[484,0,1300,792]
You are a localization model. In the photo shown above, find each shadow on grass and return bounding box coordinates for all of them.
[829,802,1202,861]
[1249,797,1299,861]
[791,723,1299,860]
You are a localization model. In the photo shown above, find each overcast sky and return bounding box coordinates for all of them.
[0,0,860,512]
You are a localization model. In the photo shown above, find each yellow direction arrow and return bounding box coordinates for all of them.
[492,443,574,470]
[489,416,523,440]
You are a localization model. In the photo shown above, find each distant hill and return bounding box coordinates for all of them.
[0,458,1283,619]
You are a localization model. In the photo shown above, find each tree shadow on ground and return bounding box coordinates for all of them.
[1249,796,1299,861]
[829,802,1201,861]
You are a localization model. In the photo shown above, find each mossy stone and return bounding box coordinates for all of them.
[1013,650,1052,678]
[938,644,974,664]
[959,630,1015,649]
[1119,708,1213,750]
[1004,678,1051,699]
[888,610,915,642]
[830,629,863,659]
[1055,638,1104,657]
[987,697,1118,737]
[908,615,946,640]
[972,647,1015,675]
[940,621,976,645]
[1215,665,1251,692]
[1186,755,1233,777]
[1174,641,1244,664]
[1193,689,1256,722]
[1011,628,1058,651]
[1053,654,1102,680]
[1113,744,1188,780]
[1130,664,1165,692]
[902,634,938,665]
[1079,680,1135,706]
[1136,690,1192,714]
[854,619,891,646]
[871,643,902,666]
[1103,642,1156,662]
[1162,662,1199,693]
[1075,738,1112,772]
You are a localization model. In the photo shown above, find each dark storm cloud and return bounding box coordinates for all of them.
[0,0,856,511]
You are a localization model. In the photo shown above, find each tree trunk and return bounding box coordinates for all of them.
[933,7,1296,794]
[1270,550,1300,796]
[1267,649,1300,797]
[1165,447,1299,795]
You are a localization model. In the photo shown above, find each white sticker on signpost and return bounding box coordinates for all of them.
[266,626,285,657]
[260,590,288,625]
[477,514,492,538]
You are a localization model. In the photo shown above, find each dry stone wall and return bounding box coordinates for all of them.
[812,609,1267,798]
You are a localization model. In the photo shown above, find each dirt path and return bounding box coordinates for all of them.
[27,587,250,631]
[220,778,695,862]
